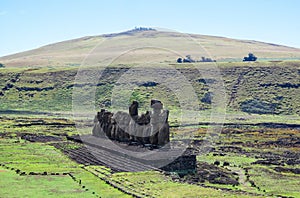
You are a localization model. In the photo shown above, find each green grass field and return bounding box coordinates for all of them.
[1,115,299,197]
[0,60,300,197]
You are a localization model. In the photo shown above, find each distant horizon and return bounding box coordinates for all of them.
[1,0,300,57]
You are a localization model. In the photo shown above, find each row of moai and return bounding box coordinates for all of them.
[92,100,170,146]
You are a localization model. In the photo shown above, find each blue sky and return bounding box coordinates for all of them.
[1,0,300,56]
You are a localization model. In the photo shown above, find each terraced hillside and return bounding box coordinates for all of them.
[0,61,299,117]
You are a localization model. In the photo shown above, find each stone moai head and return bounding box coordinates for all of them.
[150,99,163,112]
[129,100,139,118]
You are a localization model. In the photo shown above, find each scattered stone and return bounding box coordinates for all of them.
[20,172,26,176]
[252,159,284,166]
[274,167,300,174]
[214,161,220,166]
[21,134,63,143]
[180,162,239,186]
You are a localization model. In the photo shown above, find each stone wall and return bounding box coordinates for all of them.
[92,100,170,146]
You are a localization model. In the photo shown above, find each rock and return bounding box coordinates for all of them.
[252,159,284,166]
[274,167,300,174]
[214,161,220,166]
[180,162,239,185]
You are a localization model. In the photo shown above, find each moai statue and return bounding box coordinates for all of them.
[103,112,113,138]
[114,111,131,142]
[92,99,169,147]
[92,113,100,136]
[129,118,137,142]
[142,125,151,144]
[92,109,106,137]
[98,109,106,130]
[134,111,149,143]
[92,120,102,137]
[158,110,170,146]
[128,101,139,141]
[110,116,117,139]
[128,102,136,140]
[149,100,163,145]
[141,111,151,144]
[129,101,139,120]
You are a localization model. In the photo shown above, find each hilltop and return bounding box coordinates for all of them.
[1,28,300,67]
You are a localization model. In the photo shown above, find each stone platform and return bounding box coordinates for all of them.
[68,134,196,173]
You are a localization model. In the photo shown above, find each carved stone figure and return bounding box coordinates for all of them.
[92,100,170,147]
[129,101,139,116]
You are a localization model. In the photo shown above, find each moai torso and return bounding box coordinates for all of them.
[149,100,163,145]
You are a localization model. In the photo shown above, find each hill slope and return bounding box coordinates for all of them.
[1,29,300,67]
[0,62,299,118]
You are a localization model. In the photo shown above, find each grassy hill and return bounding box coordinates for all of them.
[1,29,300,67]
[0,28,299,120]
[0,61,299,121]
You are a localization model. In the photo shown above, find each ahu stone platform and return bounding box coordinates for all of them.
[69,134,196,174]
[87,100,196,173]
